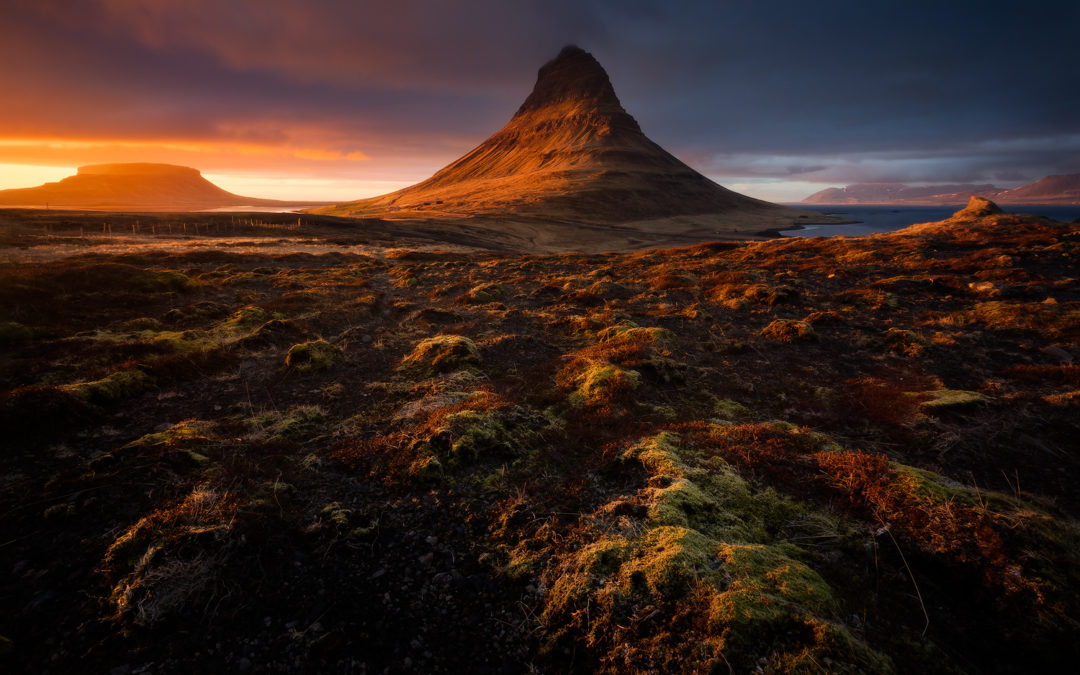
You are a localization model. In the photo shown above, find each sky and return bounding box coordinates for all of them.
[1,0,1077,203]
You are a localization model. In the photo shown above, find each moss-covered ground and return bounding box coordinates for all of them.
[1,205,1079,672]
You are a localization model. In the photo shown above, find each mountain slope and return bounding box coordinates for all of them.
[802,174,1080,205]
[994,174,1080,204]
[316,46,818,233]
[0,163,299,211]
[802,182,1001,204]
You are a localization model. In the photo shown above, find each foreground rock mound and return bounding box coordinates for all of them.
[956,195,1004,218]
[318,46,816,233]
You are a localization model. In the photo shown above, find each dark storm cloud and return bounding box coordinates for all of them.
[1,0,1077,191]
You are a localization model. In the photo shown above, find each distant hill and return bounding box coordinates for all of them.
[802,174,1080,205]
[802,182,1001,205]
[0,163,309,211]
[316,46,821,235]
[992,174,1080,204]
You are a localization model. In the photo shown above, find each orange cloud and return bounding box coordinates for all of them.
[0,137,368,171]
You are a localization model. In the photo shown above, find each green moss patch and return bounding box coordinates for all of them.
[917,389,990,409]
[399,334,481,376]
[568,363,641,407]
[164,301,230,325]
[284,340,339,372]
[221,305,273,333]
[538,431,889,671]
[248,405,328,443]
[460,282,505,304]
[0,321,33,348]
[597,321,674,346]
[712,397,751,421]
[61,368,155,405]
[410,406,537,471]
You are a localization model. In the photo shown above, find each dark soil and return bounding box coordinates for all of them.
[2,206,1079,673]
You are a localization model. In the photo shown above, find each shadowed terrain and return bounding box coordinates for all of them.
[0,206,789,261]
[2,198,1078,672]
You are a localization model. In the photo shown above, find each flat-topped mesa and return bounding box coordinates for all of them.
[0,162,295,211]
[77,163,204,178]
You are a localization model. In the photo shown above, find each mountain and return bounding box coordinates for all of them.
[316,46,819,234]
[993,174,1080,204]
[802,174,1080,205]
[802,182,1001,204]
[0,163,303,211]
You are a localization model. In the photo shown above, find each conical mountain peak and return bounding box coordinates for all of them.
[319,47,816,235]
[513,46,626,118]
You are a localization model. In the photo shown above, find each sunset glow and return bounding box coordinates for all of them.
[0,163,74,191]
[1,1,1075,203]
[3,3,1080,672]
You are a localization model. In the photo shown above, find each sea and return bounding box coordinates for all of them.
[779,204,1080,237]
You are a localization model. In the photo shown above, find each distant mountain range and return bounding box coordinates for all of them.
[0,163,314,211]
[802,174,1080,205]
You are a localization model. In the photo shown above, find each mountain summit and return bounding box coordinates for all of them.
[317,46,814,233]
[515,45,629,119]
